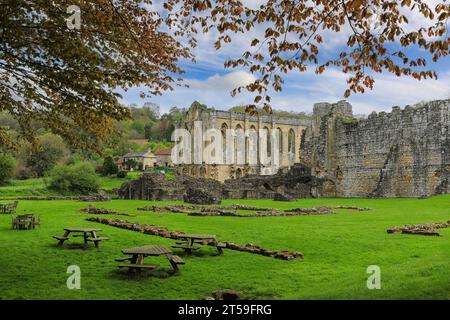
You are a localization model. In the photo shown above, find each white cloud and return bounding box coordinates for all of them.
[187,71,257,92]
[119,1,450,114]
[120,67,450,115]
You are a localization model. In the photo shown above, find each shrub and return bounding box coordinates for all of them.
[0,153,15,185]
[101,156,118,176]
[116,170,127,178]
[49,162,100,194]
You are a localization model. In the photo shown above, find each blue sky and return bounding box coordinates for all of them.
[119,1,450,115]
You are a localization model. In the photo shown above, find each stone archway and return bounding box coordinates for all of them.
[236,168,243,179]
[200,166,206,177]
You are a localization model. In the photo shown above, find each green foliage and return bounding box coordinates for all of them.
[116,170,128,178]
[101,156,118,176]
[0,153,15,185]
[336,115,359,124]
[17,133,69,178]
[144,123,153,140]
[229,105,312,120]
[48,162,100,195]
[149,141,173,152]
[0,2,191,150]
[124,158,138,170]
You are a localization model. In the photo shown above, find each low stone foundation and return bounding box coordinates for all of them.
[387,222,450,236]
[80,205,136,217]
[136,204,371,217]
[188,207,334,217]
[86,217,303,260]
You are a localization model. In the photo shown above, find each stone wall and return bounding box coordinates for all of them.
[175,103,310,182]
[301,99,450,197]
[118,165,323,200]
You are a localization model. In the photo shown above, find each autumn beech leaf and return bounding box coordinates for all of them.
[0,0,191,150]
[251,39,260,46]
[163,0,449,112]
[348,0,365,11]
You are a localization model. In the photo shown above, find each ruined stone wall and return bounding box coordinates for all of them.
[176,104,310,182]
[301,99,450,197]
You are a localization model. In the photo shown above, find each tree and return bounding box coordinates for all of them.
[0,153,15,185]
[143,102,161,120]
[101,156,119,176]
[164,0,450,113]
[144,123,154,140]
[18,133,69,178]
[0,1,191,150]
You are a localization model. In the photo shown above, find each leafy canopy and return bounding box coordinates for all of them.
[164,0,450,113]
[0,0,190,149]
[1,0,449,150]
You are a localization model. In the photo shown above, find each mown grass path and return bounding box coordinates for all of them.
[0,196,449,299]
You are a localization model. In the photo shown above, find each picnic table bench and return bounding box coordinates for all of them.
[0,201,18,214]
[53,228,108,248]
[116,245,185,274]
[12,214,38,230]
[174,234,225,255]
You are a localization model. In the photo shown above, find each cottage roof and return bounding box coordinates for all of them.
[155,147,172,156]
[123,148,154,158]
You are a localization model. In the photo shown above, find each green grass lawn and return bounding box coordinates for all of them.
[0,196,449,300]
[0,172,142,197]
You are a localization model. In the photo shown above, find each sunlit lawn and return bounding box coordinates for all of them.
[0,195,449,299]
[0,172,142,197]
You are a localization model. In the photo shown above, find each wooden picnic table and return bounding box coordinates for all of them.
[173,234,225,255]
[116,245,185,273]
[0,201,18,214]
[53,228,108,248]
[12,214,36,230]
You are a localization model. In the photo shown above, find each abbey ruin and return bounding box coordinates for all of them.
[119,98,449,200]
[172,99,450,198]
[301,99,450,198]
[174,103,309,181]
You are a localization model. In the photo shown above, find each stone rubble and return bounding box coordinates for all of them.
[387,221,450,236]
[137,205,193,213]
[211,290,241,300]
[78,190,111,202]
[80,205,136,217]
[136,204,372,217]
[273,193,294,201]
[333,206,372,211]
[183,188,221,205]
[85,217,303,260]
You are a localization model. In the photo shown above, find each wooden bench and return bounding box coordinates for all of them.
[167,254,185,273]
[53,236,69,246]
[53,236,69,241]
[215,242,226,254]
[115,256,133,262]
[86,237,109,248]
[171,244,201,254]
[117,264,157,271]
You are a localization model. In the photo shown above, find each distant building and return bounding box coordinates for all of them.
[155,147,173,167]
[116,158,124,171]
[122,149,156,171]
